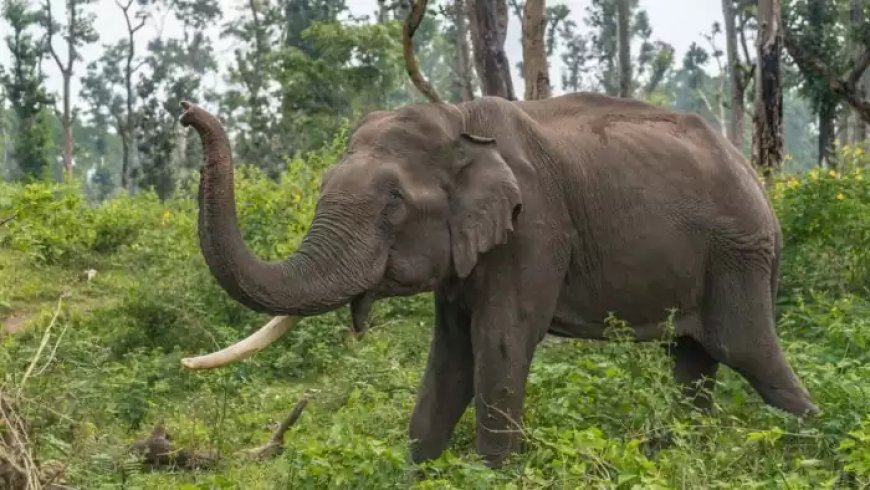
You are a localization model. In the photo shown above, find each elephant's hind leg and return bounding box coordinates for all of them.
[700,263,818,417]
[668,336,719,411]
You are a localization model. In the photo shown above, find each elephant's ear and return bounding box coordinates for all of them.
[448,133,522,279]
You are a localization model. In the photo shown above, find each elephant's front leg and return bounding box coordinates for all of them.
[409,292,474,463]
[470,305,544,467]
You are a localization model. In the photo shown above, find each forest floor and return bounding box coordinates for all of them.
[1,162,869,489]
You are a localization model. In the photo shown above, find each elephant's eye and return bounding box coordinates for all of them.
[384,188,407,225]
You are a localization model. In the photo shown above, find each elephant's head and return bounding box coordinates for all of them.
[178,100,522,369]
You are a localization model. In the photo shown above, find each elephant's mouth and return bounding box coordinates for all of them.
[350,291,377,333]
[349,278,437,333]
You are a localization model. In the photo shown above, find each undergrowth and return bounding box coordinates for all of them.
[0,137,868,488]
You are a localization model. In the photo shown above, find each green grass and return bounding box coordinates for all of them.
[1,144,868,488]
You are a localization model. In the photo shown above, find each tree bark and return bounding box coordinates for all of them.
[453,0,476,101]
[818,103,835,167]
[851,0,867,143]
[616,0,632,98]
[752,0,784,178]
[521,0,549,99]
[723,0,745,149]
[45,0,76,177]
[62,76,72,176]
[468,0,515,99]
[117,0,145,191]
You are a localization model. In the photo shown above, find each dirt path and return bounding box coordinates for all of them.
[1,312,32,335]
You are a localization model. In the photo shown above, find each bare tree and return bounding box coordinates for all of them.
[467,0,515,99]
[752,0,784,177]
[43,0,97,178]
[115,0,147,190]
[722,0,753,149]
[616,0,631,97]
[521,0,549,99]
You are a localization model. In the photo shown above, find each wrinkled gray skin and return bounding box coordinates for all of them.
[180,92,819,467]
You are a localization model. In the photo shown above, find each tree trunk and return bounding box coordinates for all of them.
[752,0,784,178]
[723,0,745,150]
[468,0,515,99]
[521,0,549,99]
[120,133,129,190]
[838,107,850,150]
[851,0,867,144]
[818,103,835,167]
[616,0,632,98]
[454,0,476,101]
[61,74,73,176]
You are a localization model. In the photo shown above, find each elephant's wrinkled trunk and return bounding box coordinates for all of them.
[178,101,383,369]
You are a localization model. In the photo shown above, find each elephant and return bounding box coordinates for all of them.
[177,92,818,467]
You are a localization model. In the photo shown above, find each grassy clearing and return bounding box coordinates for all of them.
[0,143,868,488]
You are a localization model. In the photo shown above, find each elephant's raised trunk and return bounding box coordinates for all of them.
[178,101,383,369]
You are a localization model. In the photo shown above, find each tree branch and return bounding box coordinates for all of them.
[237,398,309,461]
[847,47,870,87]
[0,214,16,227]
[403,0,442,103]
[738,8,752,68]
[44,0,66,76]
[784,33,870,124]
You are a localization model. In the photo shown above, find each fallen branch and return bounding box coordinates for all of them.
[237,397,308,461]
[19,295,67,394]
[403,0,442,103]
[0,215,15,227]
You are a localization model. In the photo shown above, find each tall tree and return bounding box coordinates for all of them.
[783,0,856,166]
[445,0,475,101]
[615,0,631,97]
[850,0,868,143]
[283,0,347,53]
[42,0,98,177]
[115,0,148,190]
[558,16,589,92]
[584,0,664,97]
[752,0,784,177]
[468,0,515,99]
[521,0,549,99]
[221,0,284,175]
[784,1,870,130]
[136,0,220,199]
[722,0,754,149]
[81,42,128,189]
[0,0,54,180]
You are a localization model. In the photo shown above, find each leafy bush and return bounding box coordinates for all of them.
[773,150,869,296]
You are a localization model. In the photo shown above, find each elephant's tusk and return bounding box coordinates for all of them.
[181,315,300,370]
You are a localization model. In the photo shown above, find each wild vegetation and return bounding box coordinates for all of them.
[0,135,868,487]
[3,0,870,488]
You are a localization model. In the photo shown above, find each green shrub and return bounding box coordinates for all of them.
[772,152,869,296]
[2,130,870,488]
[0,181,94,264]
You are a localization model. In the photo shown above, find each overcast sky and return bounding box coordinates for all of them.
[0,0,725,108]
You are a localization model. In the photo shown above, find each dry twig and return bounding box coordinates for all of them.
[237,397,309,461]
